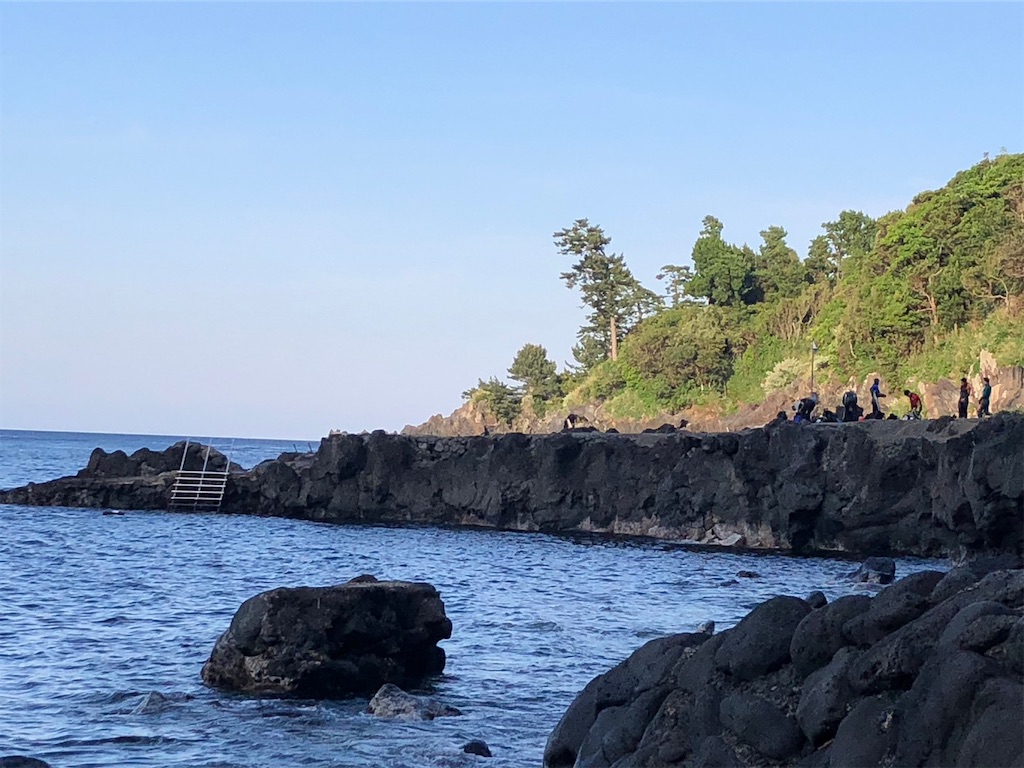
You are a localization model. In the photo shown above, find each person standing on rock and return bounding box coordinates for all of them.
[870,378,886,419]
[978,377,992,417]
[958,377,972,418]
[903,390,922,419]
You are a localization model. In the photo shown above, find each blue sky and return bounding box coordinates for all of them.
[1,3,1021,439]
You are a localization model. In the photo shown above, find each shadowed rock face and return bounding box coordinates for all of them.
[543,567,1024,768]
[200,576,451,698]
[2,415,1022,559]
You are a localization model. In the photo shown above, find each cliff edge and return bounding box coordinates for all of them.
[2,415,1022,560]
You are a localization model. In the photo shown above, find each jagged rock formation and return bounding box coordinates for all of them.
[200,575,451,698]
[542,564,1024,768]
[3,415,1022,559]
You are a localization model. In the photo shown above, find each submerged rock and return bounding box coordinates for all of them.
[367,683,461,720]
[201,576,451,698]
[462,740,492,757]
[543,569,1024,767]
[0,760,52,768]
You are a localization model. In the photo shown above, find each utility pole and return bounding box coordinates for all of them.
[810,342,819,393]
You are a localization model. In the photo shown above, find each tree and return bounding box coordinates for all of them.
[463,377,522,426]
[554,219,647,365]
[619,305,736,402]
[687,216,758,306]
[804,235,834,285]
[821,210,878,282]
[656,264,696,307]
[508,343,560,400]
[756,226,803,300]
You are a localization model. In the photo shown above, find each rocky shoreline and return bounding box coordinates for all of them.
[1,414,1021,560]
[544,562,1024,768]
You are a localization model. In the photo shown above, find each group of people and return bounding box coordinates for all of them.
[959,377,993,418]
[780,375,993,425]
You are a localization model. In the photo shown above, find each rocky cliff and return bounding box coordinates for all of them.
[3,415,1022,560]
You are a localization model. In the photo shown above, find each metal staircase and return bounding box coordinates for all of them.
[169,438,234,511]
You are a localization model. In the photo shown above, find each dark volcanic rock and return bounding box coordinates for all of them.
[719,691,804,760]
[200,577,451,698]
[714,596,810,681]
[543,569,1024,768]
[3,415,1023,560]
[848,556,897,584]
[462,740,492,758]
[790,593,871,678]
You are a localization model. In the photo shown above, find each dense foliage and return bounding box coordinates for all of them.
[465,154,1024,420]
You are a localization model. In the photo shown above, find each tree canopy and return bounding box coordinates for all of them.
[466,154,1024,425]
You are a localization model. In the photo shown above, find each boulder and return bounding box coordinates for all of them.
[714,596,810,681]
[720,691,804,761]
[847,556,896,584]
[200,576,451,697]
[367,683,461,720]
[790,594,871,677]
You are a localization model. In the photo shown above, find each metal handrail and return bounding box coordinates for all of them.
[169,438,235,511]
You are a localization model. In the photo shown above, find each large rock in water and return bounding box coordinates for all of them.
[543,567,1024,767]
[200,576,451,697]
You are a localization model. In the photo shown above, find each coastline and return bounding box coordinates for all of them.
[2,414,1021,560]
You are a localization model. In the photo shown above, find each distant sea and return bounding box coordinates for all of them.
[0,428,318,490]
[0,429,947,767]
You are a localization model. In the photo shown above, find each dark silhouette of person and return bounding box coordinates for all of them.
[978,377,992,417]
[870,378,886,418]
[958,378,971,418]
[841,391,862,422]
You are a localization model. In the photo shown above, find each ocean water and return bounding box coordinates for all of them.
[0,430,947,768]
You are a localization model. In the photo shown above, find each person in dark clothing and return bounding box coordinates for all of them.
[794,393,818,423]
[841,391,863,422]
[870,378,885,418]
[903,389,922,419]
[958,378,971,418]
[978,377,992,417]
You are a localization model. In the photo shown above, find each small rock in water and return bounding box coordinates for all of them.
[737,570,761,579]
[367,683,462,721]
[697,620,715,635]
[131,691,172,714]
[0,759,52,768]
[847,556,896,584]
[719,579,739,588]
[462,740,492,757]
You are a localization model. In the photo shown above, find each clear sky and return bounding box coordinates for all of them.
[1,2,1021,440]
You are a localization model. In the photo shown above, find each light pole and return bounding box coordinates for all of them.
[810,342,818,394]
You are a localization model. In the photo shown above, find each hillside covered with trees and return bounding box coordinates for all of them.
[461,153,1024,427]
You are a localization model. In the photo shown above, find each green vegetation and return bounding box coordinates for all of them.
[463,154,1024,421]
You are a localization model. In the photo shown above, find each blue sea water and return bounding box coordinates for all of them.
[0,430,947,768]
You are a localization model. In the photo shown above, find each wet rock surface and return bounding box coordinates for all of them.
[200,576,451,698]
[3,415,1022,559]
[543,567,1024,768]
[366,683,462,720]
